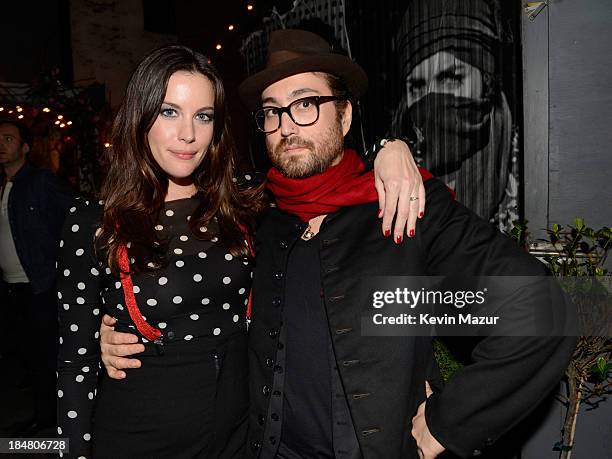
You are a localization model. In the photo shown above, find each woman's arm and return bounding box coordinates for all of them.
[57,198,104,459]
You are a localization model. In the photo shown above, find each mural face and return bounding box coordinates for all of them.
[389,0,520,230]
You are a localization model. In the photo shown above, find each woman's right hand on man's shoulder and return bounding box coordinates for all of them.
[100,314,145,379]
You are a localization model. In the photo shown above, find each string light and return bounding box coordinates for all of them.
[8,110,13,114]
[215,44,222,50]
[247,4,254,11]
[54,120,60,125]
[18,114,24,119]
[67,121,73,125]
[59,123,66,128]
[16,106,23,112]
[0,107,4,112]
[43,107,50,112]
[228,24,235,31]
[57,114,64,120]
[104,142,111,148]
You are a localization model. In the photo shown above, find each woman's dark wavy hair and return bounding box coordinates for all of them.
[98,44,265,275]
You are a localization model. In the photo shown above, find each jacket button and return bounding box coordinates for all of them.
[262,385,271,397]
[274,271,284,280]
[473,450,482,456]
[269,329,279,339]
[258,415,265,425]
[279,241,288,249]
[166,331,175,341]
[251,441,261,451]
[271,413,279,421]
[272,297,282,307]
[265,358,274,367]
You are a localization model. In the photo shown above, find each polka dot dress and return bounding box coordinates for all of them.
[56,197,252,458]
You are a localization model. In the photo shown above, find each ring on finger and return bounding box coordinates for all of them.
[409,196,419,201]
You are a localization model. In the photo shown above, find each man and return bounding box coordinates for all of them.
[0,119,76,434]
[101,30,574,458]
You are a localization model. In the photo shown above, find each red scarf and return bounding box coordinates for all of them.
[266,148,434,222]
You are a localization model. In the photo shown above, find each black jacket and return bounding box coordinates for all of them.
[1,162,76,293]
[247,178,575,458]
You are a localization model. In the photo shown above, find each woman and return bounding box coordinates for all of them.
[57,45,423,458]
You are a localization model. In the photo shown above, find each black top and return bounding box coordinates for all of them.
[280,236,334,458]
[56,196,251,458]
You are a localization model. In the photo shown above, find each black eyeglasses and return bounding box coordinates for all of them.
[253,95,343,133]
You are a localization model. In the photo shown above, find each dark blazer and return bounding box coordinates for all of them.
[247,178,575,458]
[2,162,76,293]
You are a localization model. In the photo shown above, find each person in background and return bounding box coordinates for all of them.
[0,118,76,435]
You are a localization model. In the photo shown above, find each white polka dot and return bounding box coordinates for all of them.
[233,314,239,322]
[93,308,100,316]
[223,277,231,284]
[190,314,199,320]
[57,427,62,435]
[75,375,84,382]
[158,322,167,329]
[133,285,140,293]
[198,251,207,258]
[200,226,207,233]
[94,331,100,339]
[90,267,99,276]
[212,237,219,242]
[201,298,210,305]
[75,248,84,256]
[225,253,233,261]
[81,366,90,373]
[245,174,252,180]
[187,215,191,221]
[165,209,174,216]
[63,303,69,310]
[116,304,124,310]
[238,288,246,294]
[77,282,85,290]
[184,335,193,341]
[76,297,85,305]
[71,224,79,232]
[59,337,63,344]
[223,303,230,310]
[77,347,87,355]
[59,239,64,247]
[213,328,221,336]
[96,228,102,237]
[57,291,62,299]
[174,248,183,255]
[84,433,91,441]
[155,224,164,231]
[67,410,77,419]
[147,262,155,268]
[88,392,94,400]
[147,298,157,306]
[244,298,249,305]
[63,269,70,277]
[172,296,182,304]
[115,281,121,289]
[69,206,76,213]
[175,260,185,267]
[142,338,149,343]
[126,242,132,248]
[158,277,168,285]
[193,274,202,282]
[70,324,79,332]
[58,390,64,398]
[105,267,111,275]
[180,235,188,241]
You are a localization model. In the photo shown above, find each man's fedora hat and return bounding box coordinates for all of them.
[239,29,368,111]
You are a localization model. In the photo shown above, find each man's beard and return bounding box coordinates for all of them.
[268,121,344,179]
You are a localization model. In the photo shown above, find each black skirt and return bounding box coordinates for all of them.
[92,331,248,459]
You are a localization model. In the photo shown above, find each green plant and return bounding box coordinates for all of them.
[511,219,612,459]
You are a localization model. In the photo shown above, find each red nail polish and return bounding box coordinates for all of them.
[418,211,424,219]
[409,229,415,238]
[384,229,391,237]
[395,235,402,244]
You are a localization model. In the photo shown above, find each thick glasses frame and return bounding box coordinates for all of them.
[253,95,343,133]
